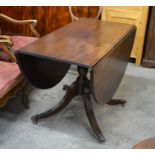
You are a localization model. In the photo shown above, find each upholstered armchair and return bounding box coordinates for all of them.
[0,13,40,108]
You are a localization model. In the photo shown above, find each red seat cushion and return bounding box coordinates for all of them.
[0,61,23,98]
[0,36,38,98]
[11,36,38,51]
[0,36,38,99]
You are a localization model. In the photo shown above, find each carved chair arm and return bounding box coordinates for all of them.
[0,13,40,38]
[0,35,16,62]
[68,6,102,22]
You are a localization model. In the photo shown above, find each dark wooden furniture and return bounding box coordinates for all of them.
[15,18,136,142]
[142,7,155,68]
[0,13,39,108]
[0,6,99,37]
[133,137,155,149]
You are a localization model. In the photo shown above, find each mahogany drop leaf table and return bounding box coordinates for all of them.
[15,18,136,142]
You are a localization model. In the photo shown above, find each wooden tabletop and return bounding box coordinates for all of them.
[18,18,135,68]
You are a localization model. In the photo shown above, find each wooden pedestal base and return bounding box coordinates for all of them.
[31,67,126,142]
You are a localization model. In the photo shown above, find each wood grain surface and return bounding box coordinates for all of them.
[90,28,136,104]
[17,18,135,67]
[0,6,99,36]
[142,7,155,68]
[15,17,136,142]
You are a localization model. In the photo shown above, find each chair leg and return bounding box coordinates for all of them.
[21,81,30,109]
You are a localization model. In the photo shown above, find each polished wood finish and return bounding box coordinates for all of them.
[31,66,105,142]
[102,6,149,65]
[16,54,70,89]
[0,13,40,37]
[15,19,136,142]
[0,6,99,37]
[31,79,77,124]
[142,7,155,68]
[91,29,135,104]
[21,81,31,109]
[133,137,155,149]
[31,66,129,142]
[18,18,135,67]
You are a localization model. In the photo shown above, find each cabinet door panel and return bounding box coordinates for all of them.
[102,7,149,65]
